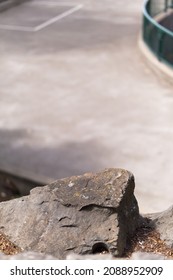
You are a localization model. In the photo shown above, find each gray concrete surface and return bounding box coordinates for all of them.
[0,0,173,213]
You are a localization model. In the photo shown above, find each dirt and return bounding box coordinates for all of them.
[124,220,173,259]
[0,232,22,255]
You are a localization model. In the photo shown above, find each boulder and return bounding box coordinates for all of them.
[146,205,173,249]
[0,168,140,259]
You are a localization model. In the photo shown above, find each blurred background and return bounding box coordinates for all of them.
[0,0,173,213]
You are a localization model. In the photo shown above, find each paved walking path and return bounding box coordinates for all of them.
[0,0,173,213]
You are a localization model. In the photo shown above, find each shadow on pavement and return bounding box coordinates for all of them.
[0,128,110,182]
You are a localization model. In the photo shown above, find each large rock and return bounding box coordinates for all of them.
[146,205,173,249]
[0,168,140,259]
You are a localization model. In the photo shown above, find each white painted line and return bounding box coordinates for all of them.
[0,24,34,32]
[34,4,83,32]
[26,1,79,7]
[0,4,83,32]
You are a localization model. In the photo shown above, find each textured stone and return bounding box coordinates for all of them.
[0,168,140,259]
[146,205,173,249]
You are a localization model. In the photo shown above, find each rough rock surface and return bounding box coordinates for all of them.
[146,205,173,249]
[0,168,140,259]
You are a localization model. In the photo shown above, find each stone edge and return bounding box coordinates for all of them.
[0,162,55,186]
[0,0,29,12]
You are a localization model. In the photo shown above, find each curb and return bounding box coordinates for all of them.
[138,35,173,86]
[0,0,28,12]
[0,163,56,197]
[0,163,55,187]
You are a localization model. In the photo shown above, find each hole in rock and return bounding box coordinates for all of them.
[92,242,109,254]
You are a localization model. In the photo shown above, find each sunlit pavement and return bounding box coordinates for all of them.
[0,0,173,213]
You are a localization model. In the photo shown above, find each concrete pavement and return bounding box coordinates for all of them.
[0,0,173,213]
